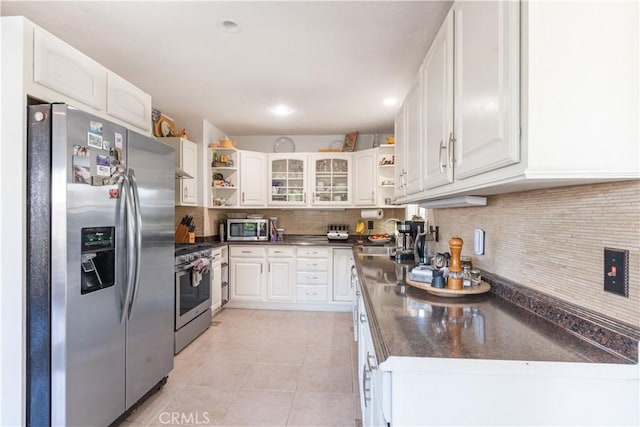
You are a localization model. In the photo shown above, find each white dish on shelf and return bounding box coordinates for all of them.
[247,214,264,219]
[274,136,295,153]
[329,140,343,150]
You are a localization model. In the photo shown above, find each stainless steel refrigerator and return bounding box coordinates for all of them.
[26,103,175,426]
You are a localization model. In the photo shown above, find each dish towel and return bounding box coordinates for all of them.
[190,257,211,287]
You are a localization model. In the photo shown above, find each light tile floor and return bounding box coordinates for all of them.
[121,309,361,426]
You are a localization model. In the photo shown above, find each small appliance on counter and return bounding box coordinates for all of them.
[226,218,268,241]
[327,224,349,241]
[395,220,425,260]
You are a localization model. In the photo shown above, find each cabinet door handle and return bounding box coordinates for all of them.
[438,139,447,173]
[350,265,356,288]
[304,192,306,203]
[241,250,251,254]
[366,351,378,370]
[448,132,455,167]
[360,313,367,324]
[362,364,371,407]
[371,191,375,202]
[260,264,263,274]
[268,263,271,273]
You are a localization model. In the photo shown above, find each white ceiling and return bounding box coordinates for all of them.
[2,1,452,135]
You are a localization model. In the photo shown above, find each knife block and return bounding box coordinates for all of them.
[175,224,190,243]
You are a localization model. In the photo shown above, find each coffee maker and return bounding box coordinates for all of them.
[395,220,425,260]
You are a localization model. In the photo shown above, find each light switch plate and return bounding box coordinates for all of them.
[474,229,485,255]
[604,247,629,297]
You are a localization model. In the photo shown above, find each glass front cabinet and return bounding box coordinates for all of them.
[268,154,308,206]
[310,154,352,206]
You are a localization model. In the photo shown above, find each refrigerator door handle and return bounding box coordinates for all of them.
[120,175,135,324]
[127,168,143,319]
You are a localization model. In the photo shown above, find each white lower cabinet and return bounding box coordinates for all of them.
[332,248,353,302]
[228,244,352,309]
[296,246,329,302]
[211,248,222,311]
[358,293,388,427]
[229,246,265,302]
[266,246,295,301]
[356,287,638,427]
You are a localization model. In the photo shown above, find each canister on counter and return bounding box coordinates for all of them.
[461,256,473,270]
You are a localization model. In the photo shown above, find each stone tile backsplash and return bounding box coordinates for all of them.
[429,181,640,328]
[175,206,406,238]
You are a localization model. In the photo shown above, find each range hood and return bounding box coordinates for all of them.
[419,196,487,209]
[175,167,193,179]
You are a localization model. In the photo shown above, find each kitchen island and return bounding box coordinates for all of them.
[354,251,639,426]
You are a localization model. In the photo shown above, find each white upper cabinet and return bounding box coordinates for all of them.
[33,26,106,110]
[106,73,152,131]
[268,154,308,206]
[354,149,377,206]
[452,0,520,181]
[29,23,152,135]
[310,154,352,206]
[394,104,407,200]
[163,137,198,206]
[399,1,638,202]
[239,150,267,206]
[522,0,639,178]
[404,79,423,195]
[422,9,454,190]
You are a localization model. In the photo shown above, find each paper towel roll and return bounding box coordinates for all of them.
[361,209,384,219]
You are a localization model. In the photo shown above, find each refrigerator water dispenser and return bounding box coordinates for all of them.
[81,227,115,294]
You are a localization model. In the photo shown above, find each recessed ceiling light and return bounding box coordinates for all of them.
[270,104,294,117]
[218,19,242,33]
[383,97,398,107]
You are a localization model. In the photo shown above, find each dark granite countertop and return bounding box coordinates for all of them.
[354,252,631,365]
[202,234,358,247]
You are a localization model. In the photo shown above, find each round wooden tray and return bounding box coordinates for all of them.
[405,277,491,298]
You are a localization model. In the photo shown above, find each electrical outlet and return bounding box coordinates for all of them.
[604,248,629,297]
[367,220,374,230]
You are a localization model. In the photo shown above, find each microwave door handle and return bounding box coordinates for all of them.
[120,175,135,324]
[127,169,143,319]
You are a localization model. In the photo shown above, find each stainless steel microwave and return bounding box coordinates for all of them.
[226,219,269,241]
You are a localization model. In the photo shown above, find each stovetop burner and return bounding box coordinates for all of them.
[174,242,212,256]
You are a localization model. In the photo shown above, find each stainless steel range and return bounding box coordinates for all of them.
[174,243,212,354]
